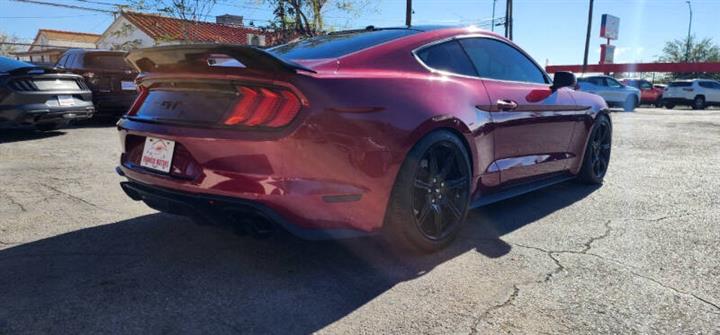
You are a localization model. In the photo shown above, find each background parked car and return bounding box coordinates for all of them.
[56,49,138,119]
[0,56,94,131]
[662,79,720,110]
[576,75,641,111]
[621,78,664,107]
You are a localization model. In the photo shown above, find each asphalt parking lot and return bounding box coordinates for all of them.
[1,107,719,334]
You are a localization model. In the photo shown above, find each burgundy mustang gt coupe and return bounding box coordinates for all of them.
[117,26,611,251]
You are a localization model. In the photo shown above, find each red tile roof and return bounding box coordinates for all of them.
[122,11,270,44]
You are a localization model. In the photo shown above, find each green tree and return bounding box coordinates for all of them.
[658,35,720,80]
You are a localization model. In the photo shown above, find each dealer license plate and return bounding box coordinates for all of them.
[140,137,175,173]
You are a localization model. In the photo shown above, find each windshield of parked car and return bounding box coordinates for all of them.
[269,29,419,60]
[83,53,131,70]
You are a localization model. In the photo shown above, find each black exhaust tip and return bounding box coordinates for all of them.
[223,209,276,239]
[120,182,142,201]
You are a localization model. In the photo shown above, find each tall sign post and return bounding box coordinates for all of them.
[582,0,594,74]
[599,14,620,67]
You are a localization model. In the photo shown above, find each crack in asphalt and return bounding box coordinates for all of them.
[469,285,519,335]
[468,220,616,333]
[39,183,113,212]
[468,219,720,333]
[0,191,27,213]
[579,219,613,253]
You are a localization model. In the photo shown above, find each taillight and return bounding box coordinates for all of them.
[126,85,148,116]
[223,85,302,128]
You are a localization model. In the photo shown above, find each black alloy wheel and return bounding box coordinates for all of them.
[384,130,472,252]
[589,118,612,179]
[578,114,612,184]
[411,142,470,241]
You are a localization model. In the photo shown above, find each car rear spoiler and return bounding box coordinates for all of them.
[125,44,316,74]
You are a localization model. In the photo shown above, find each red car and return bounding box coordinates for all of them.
[117,26,611,252]
[621,78,664,107]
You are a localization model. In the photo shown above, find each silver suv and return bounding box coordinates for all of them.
[662,79,720,110]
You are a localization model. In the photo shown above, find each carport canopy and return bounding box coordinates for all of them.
[546,62,720,74]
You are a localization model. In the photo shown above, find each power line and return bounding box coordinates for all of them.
[0,14,104,19]
[0,42,97,48]
[9,0,116,13]
[71,0,126,6]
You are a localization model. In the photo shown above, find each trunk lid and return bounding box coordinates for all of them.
[125,44,316,75]
[123,45,310,129]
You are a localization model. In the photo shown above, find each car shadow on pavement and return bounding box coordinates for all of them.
[0,182,598,334]
[0,129,65,144]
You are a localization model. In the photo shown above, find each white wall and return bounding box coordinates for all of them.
[96,16,154,50]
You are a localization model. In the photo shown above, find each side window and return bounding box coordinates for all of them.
[606,78,623,88]
[588,77,604,86]
[459,38,548,84]
[699,81,714,89]
[640,81,652,89]
[713,82,720,89]
[416,40,477,77]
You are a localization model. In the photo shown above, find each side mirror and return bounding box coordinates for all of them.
[552,71,577,91]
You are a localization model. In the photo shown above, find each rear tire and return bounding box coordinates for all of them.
[577,114,612,185]
[664,103,675,109]
[692,96,706,110]
[654,97,663,108]
[36,123,62,131]
[623,96,638,112]
[383,130,472,253]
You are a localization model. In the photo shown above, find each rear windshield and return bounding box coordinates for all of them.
[269,29,418,60]
[84,53,131,70]
[0,57,35,72]
[668,81,692,87]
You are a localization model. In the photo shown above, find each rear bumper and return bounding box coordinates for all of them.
[0,103,94,127]
[662,97,693,105]
[115,105,403,236]
[92,92,136,117]
[118,174,374,240]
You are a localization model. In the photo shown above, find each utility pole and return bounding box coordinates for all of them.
[686,0,693,62]
[405,0,412,27]
[504,0,513,40]
[491,0,497,32]
[582,0,594,74]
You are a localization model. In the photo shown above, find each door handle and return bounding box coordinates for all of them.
[496,99,518,111]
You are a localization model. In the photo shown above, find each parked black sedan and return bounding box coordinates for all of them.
[0,57,94,131]
[56,49,137,119]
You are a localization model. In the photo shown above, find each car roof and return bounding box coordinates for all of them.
[328,25,468,34]
[0,56,36,72]
[579,75,612,79]
[65,48,127,55]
